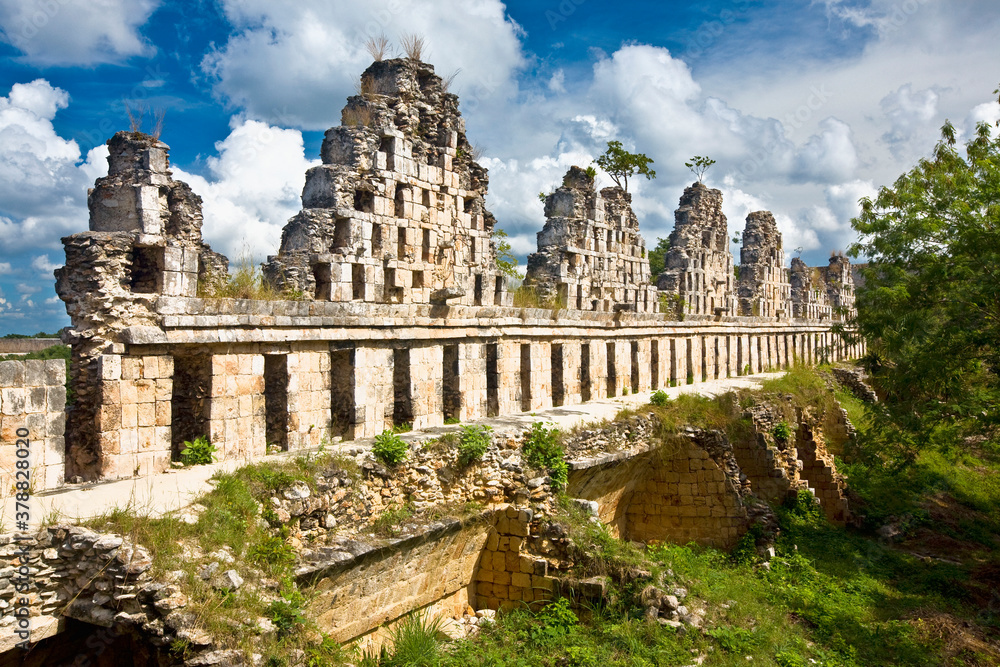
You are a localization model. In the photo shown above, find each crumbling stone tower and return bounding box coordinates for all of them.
[524,167,657,312]
[656,182,736,318]
[789,257,832,320]
[822,253,855,321]
[262,58,509,307]
[55,131,228,480]
[737,211,790,318]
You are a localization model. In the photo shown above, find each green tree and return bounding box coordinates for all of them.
[848,90,1000,458]
[594,140,656,192]
[647,236,671,277]
[685,155,716,183]
[492,228,519,278]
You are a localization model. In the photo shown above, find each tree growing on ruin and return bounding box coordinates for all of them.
[493,228,519,278]
[594,141,656,193]
[849,86,1000,458]
[647,237,671,276]
[685,155,715,183]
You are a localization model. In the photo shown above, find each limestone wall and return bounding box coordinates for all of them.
[0,360,66,492]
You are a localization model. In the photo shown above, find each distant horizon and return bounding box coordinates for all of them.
[1,0,998,333]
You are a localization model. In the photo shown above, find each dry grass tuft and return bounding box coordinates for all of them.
[365,33,391,61]
[400,33,426,61]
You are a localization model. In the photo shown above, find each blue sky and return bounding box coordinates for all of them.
[0,0,998,334]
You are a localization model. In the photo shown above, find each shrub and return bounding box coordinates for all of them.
[373,430,408,466]
[650,389,669,406]
[523,422,568,490]
[531,597,579,641]
[267,584,307,638]
[384,612,442,666]
[180,436,216,466]
[771,421,793,443]
[457,425,492,466]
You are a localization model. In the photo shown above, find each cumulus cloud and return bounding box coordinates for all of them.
[0,261,10,274]
[0,79,108,253]
[202,0,525,130]
[31,254,61,275]
[792,118,859,183]
[0,0,159,66]
[880,84,939,157]
[173,117,320,262]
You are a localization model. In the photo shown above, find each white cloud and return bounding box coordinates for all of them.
[793,118,859,183]
[880,84,939,157]
[31,254,61,274]
[0,0,159,66]
[202,0,525,130]
[0,80,108,253]
[0,261,10,274]
[173,117,320,262]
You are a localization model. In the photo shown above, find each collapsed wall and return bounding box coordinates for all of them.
[525,166,657,312]
[656,182,736,318]
[262,58,508,308]
[737,211,790,318]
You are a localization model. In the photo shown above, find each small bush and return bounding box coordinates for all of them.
[372,504,414,537]
[457,425,492,466]
[523,422,568,490]
[247,534,295,569]
[771,421,793,443]
[384,612,442,666]
[373,430,408,466]
[180,436,216,466]
[530,597,579,641]
[267,584,307,638]
[650,389,669,406]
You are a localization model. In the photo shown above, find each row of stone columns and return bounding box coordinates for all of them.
[92,331,865,479]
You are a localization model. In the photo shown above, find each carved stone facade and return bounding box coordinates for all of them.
[737,211,790,318]
[262,58,509,309]
[656,183,736,318]
[525,167,658,312]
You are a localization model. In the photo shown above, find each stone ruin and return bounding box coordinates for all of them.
[524,166,658,312]
[0,53,873,663]
[737,211,790,318]
[38,55,863,489]
[262,58,509,308]
[655,182,737,318]
[54,131,228,480]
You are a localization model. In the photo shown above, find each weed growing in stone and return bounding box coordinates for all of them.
[522,422,568,490]
[457,425,492,466]
[650,389,669,406]
[372,503,415,537]
[373,429,408,466]
[770,420,793,443]
[180,436,216,466]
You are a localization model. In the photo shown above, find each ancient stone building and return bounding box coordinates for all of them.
[524,166,657,312]
[262,58,509,309]
[789,257,832,320]
[737,211,791,318]
[822,253,856,320]
[656,182,736,318]
[54,131,228,480]
[48,56,865,487]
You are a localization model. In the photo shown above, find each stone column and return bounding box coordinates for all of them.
[286,349,333,449]
[410,344,444,430]
[636,339,652,393]
[460,342,488,422]
[353,346,394,439]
